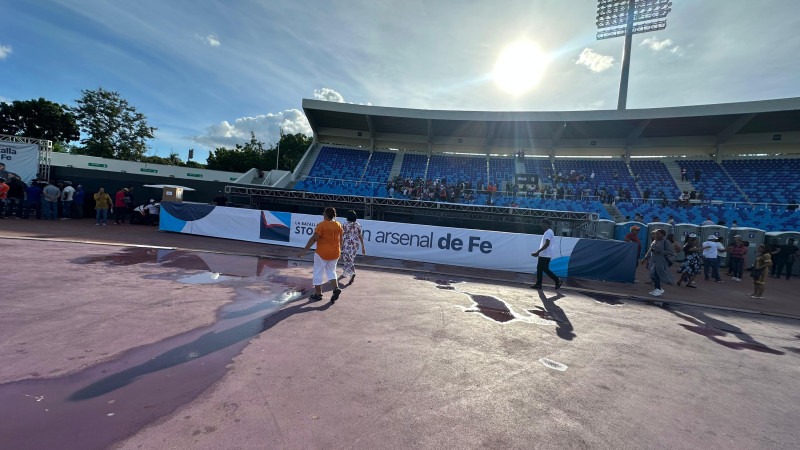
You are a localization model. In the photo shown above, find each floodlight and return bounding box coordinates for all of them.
[595,0,674,110]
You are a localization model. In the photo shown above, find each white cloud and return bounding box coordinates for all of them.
[196,33,220,47]
[641,37,682,55]
[576,48,614,73]
[0,44,12,59]
[190,109,311,149]
[313,88,344,102]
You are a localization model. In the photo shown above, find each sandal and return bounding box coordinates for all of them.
[309,293,323,302]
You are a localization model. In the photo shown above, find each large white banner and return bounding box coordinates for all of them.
[0,142,39,183]
[160,203,579,275]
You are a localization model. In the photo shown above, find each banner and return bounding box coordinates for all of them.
[0,142,39,183]
[159,203,636,283]
[515,174,538,185]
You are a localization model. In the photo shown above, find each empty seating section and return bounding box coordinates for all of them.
[398,153,428,179]
[426,155,487,185]
[552,159,637,195]
[522,158,553,184]
[675,160,745,202]
[723,158,800,204]
[307,146,370,181]
[362,151,396,182]
[294,178,383,197]
[629,160,680,199]
[488,157,515,188]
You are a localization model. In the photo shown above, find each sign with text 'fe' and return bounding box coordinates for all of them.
[158,203,636,283]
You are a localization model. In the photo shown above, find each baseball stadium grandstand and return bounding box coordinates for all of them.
[249,97,799,235]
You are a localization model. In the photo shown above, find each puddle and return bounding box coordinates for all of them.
[0,248,314,449]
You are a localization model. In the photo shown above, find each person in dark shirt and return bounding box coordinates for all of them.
[771,239,799,280]
[213,191,228,206]
[23,183,43,219]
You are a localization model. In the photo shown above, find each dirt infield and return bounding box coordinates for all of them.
[2,220,799,449]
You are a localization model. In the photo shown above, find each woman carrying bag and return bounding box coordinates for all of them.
[641,229,675,297]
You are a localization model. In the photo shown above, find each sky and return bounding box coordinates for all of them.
[2,0,800,163]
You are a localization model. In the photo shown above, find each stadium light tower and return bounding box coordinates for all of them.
[596,0,672,110]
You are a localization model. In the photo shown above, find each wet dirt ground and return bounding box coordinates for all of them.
[1,222,800,449]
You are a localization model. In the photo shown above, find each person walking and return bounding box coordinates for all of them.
[94,187,113,226]
[340,210,366,285]
[750,244,773,299]
[531,219,562,290]
[702,235,725,282]
[641,229,675,296]
[297,207,344,303]
[771,238,799,280]
[677,234,702,288]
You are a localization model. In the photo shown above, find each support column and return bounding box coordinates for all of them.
[617,0,635,110]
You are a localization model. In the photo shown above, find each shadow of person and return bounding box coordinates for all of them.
[668,307,784,355]
[69,295,332,401]
[537,291,574,340]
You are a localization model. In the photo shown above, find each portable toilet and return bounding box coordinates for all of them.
[595,219,615,239]
[615,221,647,258]
[700,224,729,266]
[729,227,765,268]
[766,231,800,276]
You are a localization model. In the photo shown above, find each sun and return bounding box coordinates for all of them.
[493,42,550,94]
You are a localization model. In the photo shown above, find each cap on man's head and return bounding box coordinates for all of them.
[707,236,718,241]
[150,199,155,202]
[689,233,697,238]
[734,235,742,238]
[77,185,82,188]
[631,225,640,231]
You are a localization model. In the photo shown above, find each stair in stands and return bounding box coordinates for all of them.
[289,144,324,188]
[719,164,752,204]
[625,161,644,197]
[388,152,405,180]
[604,203,625,222]
[663,160,694,193]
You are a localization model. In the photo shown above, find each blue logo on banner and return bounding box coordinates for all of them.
[260,211,291,242]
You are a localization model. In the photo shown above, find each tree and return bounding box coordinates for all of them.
[205,131,270,172]
[0,98,80,142]
[72,87,156,160]
[205,130,312,173]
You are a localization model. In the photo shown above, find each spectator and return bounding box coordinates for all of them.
[677,234,702,288]
[681,167,688,181]
[114,188,129,224]
[61,182,75,220]
[702,236,725,282]
[23,182,42,219]
[750,244,773,299]
[213,191,228,206]
[73,185,86,219]
[642,229,674,297]
[771,239,799,280]
[297,207,343,303]
[0,178,8,218]
[93,187,113,226]
[701,217,715,226]
[42,180,60,220]
[6,176,25,218]
[728,237,748,282]
[143,199,160,226]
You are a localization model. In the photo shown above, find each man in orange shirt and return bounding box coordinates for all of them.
[0,178,9,218]
[298,207,344,302]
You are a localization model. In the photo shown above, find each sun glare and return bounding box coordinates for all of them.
[493,42,550,94]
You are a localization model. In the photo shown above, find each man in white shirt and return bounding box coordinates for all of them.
[531,219,562,290]
[701,235,726,282]
[61,182,75,219]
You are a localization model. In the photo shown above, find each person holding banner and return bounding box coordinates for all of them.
[531,219,562,290]
[297,207,344,303]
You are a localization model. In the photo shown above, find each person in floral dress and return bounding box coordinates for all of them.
[677,234,702,288]
[341,210,366,284]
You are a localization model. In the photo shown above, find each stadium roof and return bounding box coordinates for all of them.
[302,97,800,151]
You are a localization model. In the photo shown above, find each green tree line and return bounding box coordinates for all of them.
[0,88,311,173]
